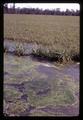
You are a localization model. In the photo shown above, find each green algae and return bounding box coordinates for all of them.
[4,53,79,116]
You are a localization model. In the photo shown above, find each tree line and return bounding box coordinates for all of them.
[4,4,80,16]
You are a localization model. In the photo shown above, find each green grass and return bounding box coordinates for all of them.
[4,14,80,63]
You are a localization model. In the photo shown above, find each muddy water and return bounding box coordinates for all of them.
[4,40,79,116]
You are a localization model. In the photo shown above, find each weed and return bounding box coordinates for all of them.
[14,43,25,56]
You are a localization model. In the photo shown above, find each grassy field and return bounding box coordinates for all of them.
[4,14,80,63]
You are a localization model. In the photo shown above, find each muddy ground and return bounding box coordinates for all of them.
[4,40,79,116]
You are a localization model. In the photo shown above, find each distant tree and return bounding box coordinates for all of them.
[4,4,80,16]
[60,11,65,15]
[56,8,61,15]
[15,7,20,14]
[65,9,71,15]
[4,3,8,13]
[71,9,75,16]
[75,9,80,16]
[12,3,15,13]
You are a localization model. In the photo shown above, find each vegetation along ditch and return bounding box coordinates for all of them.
[4,39,80,64]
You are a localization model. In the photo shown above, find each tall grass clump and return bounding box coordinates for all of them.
[14,42,25,56]
[69,50,80,62]
[32,45,63,63]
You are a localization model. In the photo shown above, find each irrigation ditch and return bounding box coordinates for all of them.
[4,39,80,116]
[4,39,80,63]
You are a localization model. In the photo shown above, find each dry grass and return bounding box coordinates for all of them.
[4,14,80,62]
